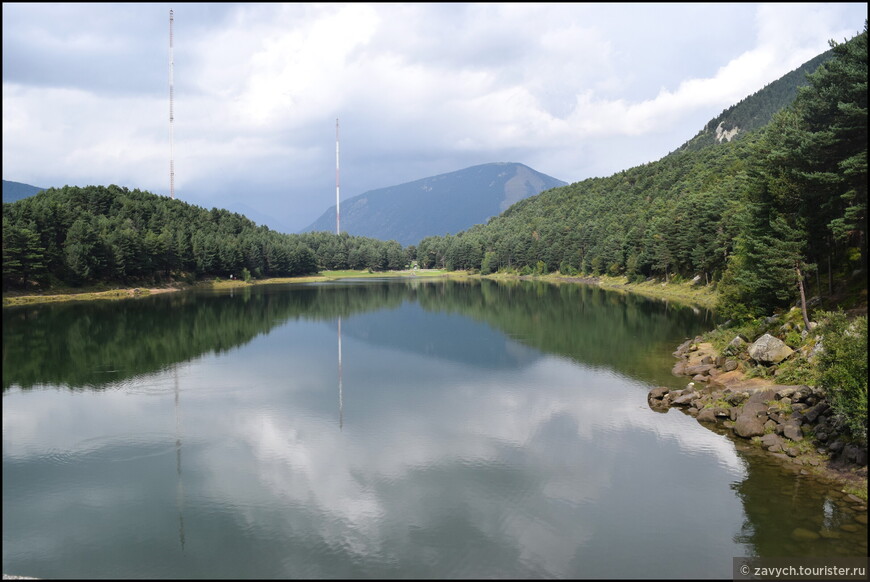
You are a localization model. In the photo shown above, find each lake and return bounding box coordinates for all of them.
[2,278,866,578]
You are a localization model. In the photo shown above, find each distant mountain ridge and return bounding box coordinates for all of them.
[3,180,45,204]
[302,162,566,246]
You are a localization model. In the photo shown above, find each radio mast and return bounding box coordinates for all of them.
[169,9,175,200]
[335,118,340,234]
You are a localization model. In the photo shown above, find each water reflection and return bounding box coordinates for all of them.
[2,279,712,391]
[2,280,865,579]
[338,316,343,431]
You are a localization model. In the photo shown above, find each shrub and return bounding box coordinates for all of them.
[815,311,867,444]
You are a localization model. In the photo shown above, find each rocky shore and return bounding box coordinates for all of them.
[648,334,868,498]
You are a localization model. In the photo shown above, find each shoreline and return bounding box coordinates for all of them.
[3,269,719,309]
[1,269,461,307]
[650,337,868,501]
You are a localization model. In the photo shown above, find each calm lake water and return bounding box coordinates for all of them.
[3,279,866,579]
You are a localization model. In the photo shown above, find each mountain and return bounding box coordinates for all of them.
[301,162,566,246]
[412,26,866,318]
[3,180,45,204]
[672,49,834,154]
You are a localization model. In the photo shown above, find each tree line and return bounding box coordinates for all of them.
[2,184,413,289]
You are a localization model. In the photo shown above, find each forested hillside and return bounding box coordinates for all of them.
[673,49,834,154]
[417,24,867,319]
[2,185,409,290]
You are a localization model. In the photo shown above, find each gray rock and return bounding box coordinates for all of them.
[674,339,693,356]
[685,363,715,376]
[748,334,794,364]
[725,336,747,355]
[672,392,698,406]
[742,401,772,418]
[648,386,670,400]
[735,415,766,438]
[723,360,739,372]
[760,433,784,448]
[843,445,862,463]
[776,387,797,399]
[726,391,748,405]
[697,408,717,423]
[802,402,829,423]
[783,421,803,441]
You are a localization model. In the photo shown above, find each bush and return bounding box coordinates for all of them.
[815,311,867,444]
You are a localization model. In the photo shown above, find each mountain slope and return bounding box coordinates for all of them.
[3,180,45,204]
[671,49,834,154]
[302,162,566,246]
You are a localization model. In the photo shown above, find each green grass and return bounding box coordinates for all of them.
[320,269,450,279]
[3,287,154,306]
[584,274,718,310]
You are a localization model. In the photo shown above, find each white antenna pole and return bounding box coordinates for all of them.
[169,9,175,200]
[335,118,340,234]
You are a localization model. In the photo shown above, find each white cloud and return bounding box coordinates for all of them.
[3,2,867,231]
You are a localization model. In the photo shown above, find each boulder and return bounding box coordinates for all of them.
[697,408,717,423]
[648,386,670,400]
[672,392,698,406]
[725,335,747,354]
[673,338,693,356]
[748,334,794,364]
[734,414,766,438]
[802,402,829,423]
[783,421,803,442]
[725,391,748,406]
[685,363,715,376]
[760,433,785,449]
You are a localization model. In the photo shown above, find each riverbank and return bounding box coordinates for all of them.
[1,269,460,307]
[650,335,868,503]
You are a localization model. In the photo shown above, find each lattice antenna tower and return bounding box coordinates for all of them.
[335,118,340,234]
[169,9,175,199]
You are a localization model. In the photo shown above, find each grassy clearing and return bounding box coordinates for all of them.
[594,275,718,310]
[3,287,156,307]
[477,271,718,310]
[321,269,451,279]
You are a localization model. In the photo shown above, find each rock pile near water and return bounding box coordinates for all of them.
[648,336,868,469]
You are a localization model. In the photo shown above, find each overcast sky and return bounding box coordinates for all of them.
[3,3,866,233]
